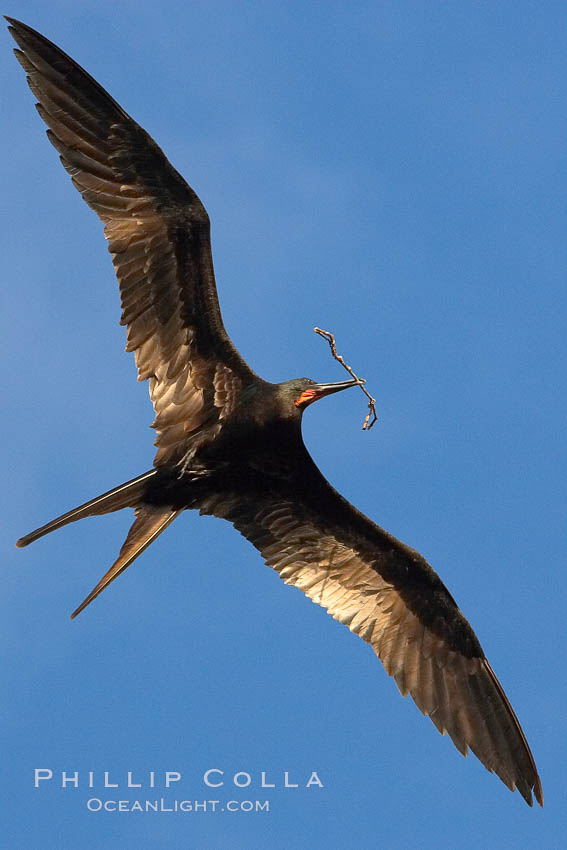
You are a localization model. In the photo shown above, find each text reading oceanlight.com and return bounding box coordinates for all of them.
[33,768,324,813]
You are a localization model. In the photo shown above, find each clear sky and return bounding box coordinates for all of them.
[2,2,565,848]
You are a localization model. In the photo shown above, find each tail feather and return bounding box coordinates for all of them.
[71,506,182,618]
[16,470,157,548]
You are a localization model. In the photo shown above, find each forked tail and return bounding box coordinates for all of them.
[16,468,183,618]
[16,470,157,548]
[70,505,182,618]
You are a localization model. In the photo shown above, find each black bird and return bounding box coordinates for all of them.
[7,18,542,807]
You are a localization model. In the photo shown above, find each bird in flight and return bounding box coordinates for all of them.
[7,17,542,807]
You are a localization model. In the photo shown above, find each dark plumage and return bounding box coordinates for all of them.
[7,17,542,807]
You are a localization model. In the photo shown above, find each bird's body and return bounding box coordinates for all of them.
[7,17,542,806]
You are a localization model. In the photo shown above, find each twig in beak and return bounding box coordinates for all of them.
[313,327,378,430]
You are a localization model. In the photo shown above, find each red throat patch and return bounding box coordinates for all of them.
[294,388,319,407]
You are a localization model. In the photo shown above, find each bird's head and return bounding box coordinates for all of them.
[279,376,362,419]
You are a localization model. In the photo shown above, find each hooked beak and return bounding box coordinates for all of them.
[295,378,363,408]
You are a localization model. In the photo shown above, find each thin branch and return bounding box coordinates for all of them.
[313,327,377,430]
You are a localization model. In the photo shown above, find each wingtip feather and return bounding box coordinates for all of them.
[534,775,544,807]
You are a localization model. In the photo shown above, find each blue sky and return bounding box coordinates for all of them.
[2,2,565,847]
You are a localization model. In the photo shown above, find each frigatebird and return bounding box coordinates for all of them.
[7,17,542,807]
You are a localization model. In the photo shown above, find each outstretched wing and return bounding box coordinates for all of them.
[201,458,543,807]
[7,17,257,466]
